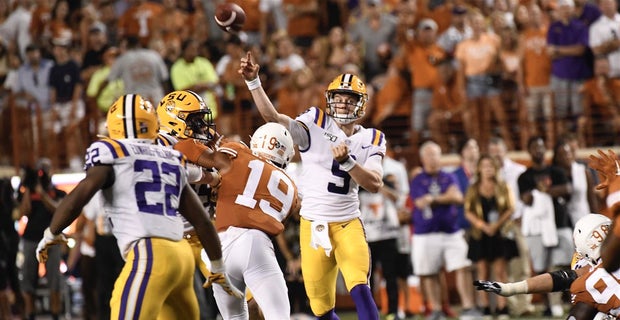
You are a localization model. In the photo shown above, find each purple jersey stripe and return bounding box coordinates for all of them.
[100,140,119,159]
[119,242,141,319]
[133,239,153,319]
[115,140,130,157]
[313,108,326,128]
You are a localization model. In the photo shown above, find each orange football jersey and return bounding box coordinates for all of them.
[215,142,299,236]
[570,264,620,316]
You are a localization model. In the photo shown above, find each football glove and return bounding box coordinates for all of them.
[36,227,67,263]
[203,259,244,298]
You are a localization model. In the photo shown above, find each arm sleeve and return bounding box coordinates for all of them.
[287,119,309,150]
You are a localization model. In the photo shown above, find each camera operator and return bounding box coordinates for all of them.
[18,158,66,320]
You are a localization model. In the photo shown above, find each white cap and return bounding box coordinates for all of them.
[557,0,575,7]
[418,18,438,31]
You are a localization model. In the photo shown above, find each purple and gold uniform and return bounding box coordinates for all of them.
[85,137,198,319]
[295,107,386,315]
[157,131,214,278]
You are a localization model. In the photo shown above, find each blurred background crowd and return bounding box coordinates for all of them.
[0,0,619,319]
[0,0,619,173]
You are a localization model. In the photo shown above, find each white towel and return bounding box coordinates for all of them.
[568,161,589,225]
[310,220,332,257]
[521,190,558,247]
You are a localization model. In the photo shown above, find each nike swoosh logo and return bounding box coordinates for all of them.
[342,222,350,228]
[361,145,372,149]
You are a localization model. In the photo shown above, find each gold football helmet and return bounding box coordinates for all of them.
[157,90,215,141]
[325,74,368,124]
[107,94,158,141]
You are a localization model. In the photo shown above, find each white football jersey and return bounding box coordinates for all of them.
[157,132,215,231]
[85,138,188,259]
[293,107,386,222]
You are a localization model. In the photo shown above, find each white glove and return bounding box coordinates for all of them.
[36,227,67,263]
[203,259,244,298]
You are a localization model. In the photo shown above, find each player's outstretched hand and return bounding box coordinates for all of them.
[473,280,514,297]
[36,227,67,263]
[589,149,620,190]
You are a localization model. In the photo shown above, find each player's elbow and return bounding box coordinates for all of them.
[362,175,384,193]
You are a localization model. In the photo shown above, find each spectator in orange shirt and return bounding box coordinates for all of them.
[394,0,417,47]
[417,0,454,35]
[427,58,466,152]
[233,0,262,47]
[455,10,513,151]
[405,18,446,149]
[497,24,524,150]
[277,67,323,117]
[117,0,164,47]
[153,0,190,51]
[324,26,361,72]
[44,0,73,48]
[581,58,620,146]
[518,4,554,149]
[29,0,52,47]
[283,0,320,50]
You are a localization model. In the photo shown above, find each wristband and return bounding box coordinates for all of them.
[245,77,262,91]
[502,280,528,295]
[210,259,225,273]
[339,156,356,172]
[607,190,620,209]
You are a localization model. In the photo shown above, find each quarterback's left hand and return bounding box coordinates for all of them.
[330,143,350,163]
[36,228,67,263]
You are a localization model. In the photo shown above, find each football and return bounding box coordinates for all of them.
[214,3,246,33]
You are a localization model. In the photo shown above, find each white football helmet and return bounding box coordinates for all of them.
[250,122,295,169]
[573,213,611,265]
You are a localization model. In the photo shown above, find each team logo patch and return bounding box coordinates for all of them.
[138,121,149,133]
[323,132,338,142]
[316,224,325,232]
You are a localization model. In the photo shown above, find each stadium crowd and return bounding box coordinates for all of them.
[0,0,619,319]
[0,0,619,171]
